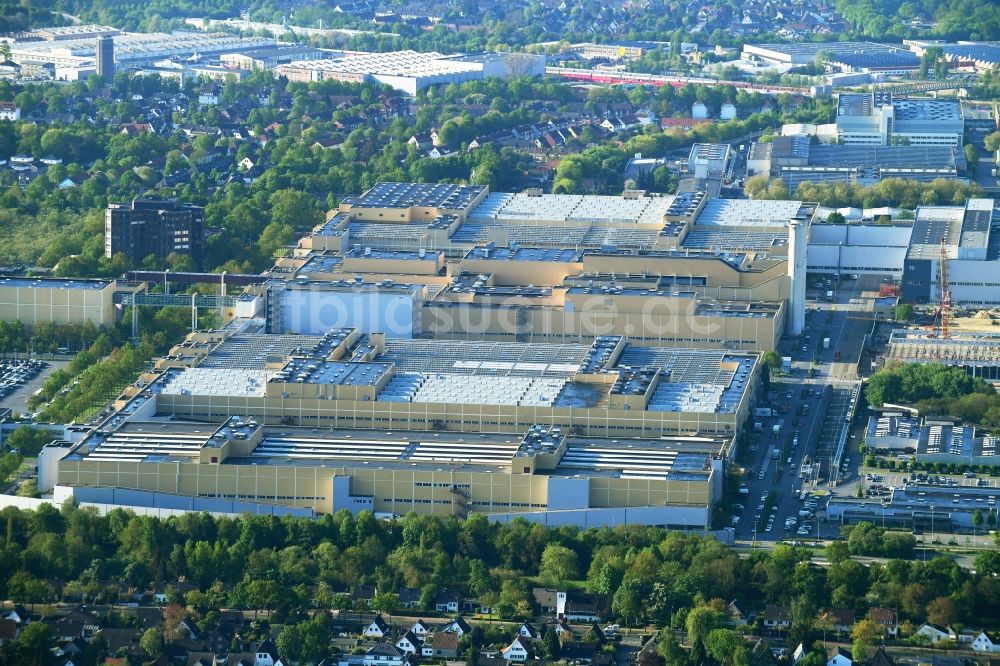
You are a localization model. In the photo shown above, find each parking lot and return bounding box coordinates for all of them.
[0,359,67,418]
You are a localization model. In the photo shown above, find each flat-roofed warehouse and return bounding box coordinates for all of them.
[8,32,275,69]
[0,277,140,327]
[146,329,758,437]
[274,50,545,95]
[741,41,911,66]
[901,198,1000,305]
[749,136,963,191]
[885,328,1000,380]
[42,328,745,526]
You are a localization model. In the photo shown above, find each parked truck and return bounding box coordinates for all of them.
[823,337,831,349]
[772,424,781,435]
[752,407,774,417]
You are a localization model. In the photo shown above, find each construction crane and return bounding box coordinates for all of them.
[939,236,952,340]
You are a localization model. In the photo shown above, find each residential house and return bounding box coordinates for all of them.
[238,157,256,171]
[763,605,792,631]
[255,638,280,666]
[398,588,421,610]
[354,584,377,606]
[869,608,898,638]
[972,632,1000,653]
[422,632,459,659]
[364,615,391,639]
[518,623,538,639]
[0,619,20,644]
[50,611,100,642]
[427,146,452,159]
[199,84,221,106]
[120,123,154,135]
[533,588,564,615]
[442,616,471,637]
[395,630,422,655]
[225,654,256,666]
[728,600,750,626]
[823,608,854,635]
[866,646,894,666]
[365,642,406,666]
[793,643,807,663]
[827,646,853,666]
[99,628,142,655]
[176,617,200,640]
[408,134,432,152]
[563,643,608,666]
[501,636,533,662]
[564,600,601,623]
[553,619,573,639]
[435,590,460,613]
[5,605,32,626]
[915,624,953,644]
[409,621,430,638]
[0,101,21,121]
[60,637,89,659]
[587,624,605,644]
[478,658,507,666]
[188,653,217,666]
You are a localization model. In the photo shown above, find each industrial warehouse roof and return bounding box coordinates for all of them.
[829,51,919,69]
[279,50,483,79]
[907,199,995,260]
[0,278,111,290]
[348,182,487,210]
[469,191,674,226]
[695,199,804,227]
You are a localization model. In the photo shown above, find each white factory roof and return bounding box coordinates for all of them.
[158,368,274,397]
[10,32,274,63]
[696,199,804,227]
[281,50,482,78]
[470,192,674,226]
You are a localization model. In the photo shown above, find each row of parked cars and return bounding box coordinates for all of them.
[0,359,46,399]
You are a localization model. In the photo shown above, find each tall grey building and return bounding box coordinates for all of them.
[105,197,204,266]
[95,35,114,79]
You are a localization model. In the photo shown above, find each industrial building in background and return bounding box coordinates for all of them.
[835,92,963,146]
[104,197,205,266]
[95,35,114,80]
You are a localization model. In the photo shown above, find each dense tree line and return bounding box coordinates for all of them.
[865,363,1000,433]
[747,176,983,211]
[1,505,999,653]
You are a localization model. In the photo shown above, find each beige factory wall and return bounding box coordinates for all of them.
[56,457,712,517]
[155,390,748,437]
[0,284,116,326]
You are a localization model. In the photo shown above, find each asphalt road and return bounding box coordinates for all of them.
[733,277,876,543]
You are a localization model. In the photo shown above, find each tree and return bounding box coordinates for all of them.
[704,629,748,666]
[826,212,846,224]
[140,627,164,656]
[925,596,956,627]
[541,628,561,660]
[15,622,53,666]
[762,350,782,370]
[686,605,720,646]
[540,544,579,585]
[893,304,915,322]
[973,509,984,535]
[985,131,1000,154]
[851,619,880,645]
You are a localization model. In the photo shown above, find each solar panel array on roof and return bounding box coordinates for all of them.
[380,339,588,375]
[353,182,486,210]
[682,228,787,251]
